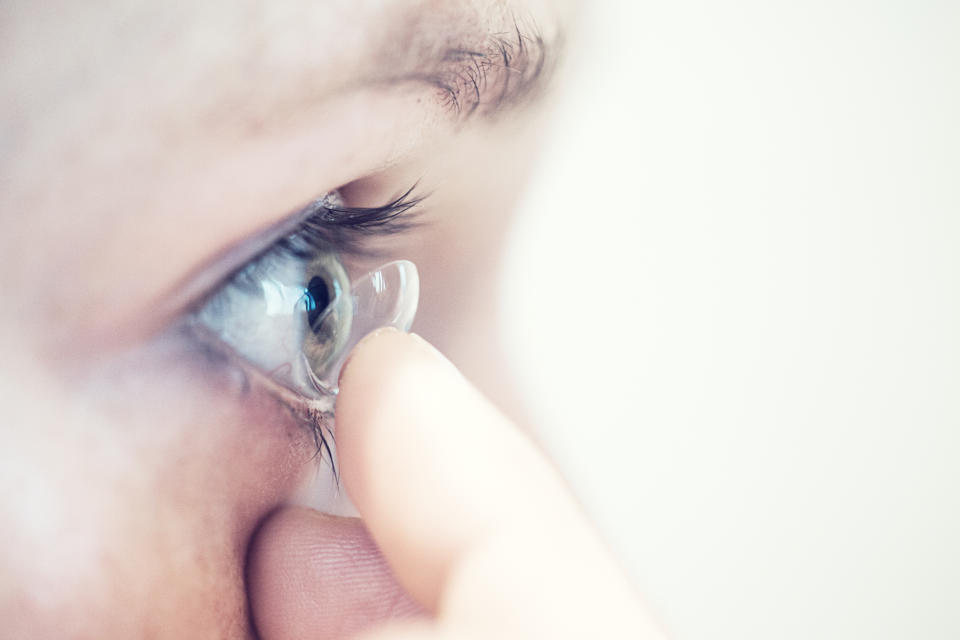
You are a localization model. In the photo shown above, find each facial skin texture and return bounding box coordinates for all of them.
[0,1,569,638]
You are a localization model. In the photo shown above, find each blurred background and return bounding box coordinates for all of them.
[501,2,959,639]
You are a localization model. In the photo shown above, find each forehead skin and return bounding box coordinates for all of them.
[0,0,562,353]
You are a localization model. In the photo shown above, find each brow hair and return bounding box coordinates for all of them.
[386,17,559,121]
[433,22,554,118]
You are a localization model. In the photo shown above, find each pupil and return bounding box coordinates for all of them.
[305,275,331,328]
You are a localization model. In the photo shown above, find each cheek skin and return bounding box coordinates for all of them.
[0,334,319,639]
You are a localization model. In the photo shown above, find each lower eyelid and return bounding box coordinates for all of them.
[170,330,337,471]
[178,322,338,455]
[177,324,254,398]
[82,325,317,446]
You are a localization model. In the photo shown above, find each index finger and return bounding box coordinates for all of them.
[335,329,663,638]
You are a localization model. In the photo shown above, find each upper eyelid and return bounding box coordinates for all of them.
[203,184,427,298]
[281,183,427,257]
[159,185,427,323]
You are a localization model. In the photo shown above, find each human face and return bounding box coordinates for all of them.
[0,1,568,637]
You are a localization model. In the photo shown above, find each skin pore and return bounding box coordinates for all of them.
[1,1,567,637]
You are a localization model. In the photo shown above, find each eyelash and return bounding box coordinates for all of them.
[203,183,426,305]
[276,183,426,259]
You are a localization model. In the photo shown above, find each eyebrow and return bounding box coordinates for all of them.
[390,19,556,119]
[187,8,560,138]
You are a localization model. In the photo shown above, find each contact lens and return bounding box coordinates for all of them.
[194,257,419,403]
[302,259,419,395]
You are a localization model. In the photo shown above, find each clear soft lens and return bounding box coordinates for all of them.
[308,259,419,394]
[192,244,418,400]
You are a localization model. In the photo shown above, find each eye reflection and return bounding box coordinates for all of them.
[192,245,353,399]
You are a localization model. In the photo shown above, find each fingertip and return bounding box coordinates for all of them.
[329,331,658,639]
[336,326,403,391]
[246,507,420,640]
[334,328,565,609]
[333,330,484,607]
[335,329,459,510]
[337,328,454,396]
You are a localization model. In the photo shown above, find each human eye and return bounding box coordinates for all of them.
[188,189,422,413]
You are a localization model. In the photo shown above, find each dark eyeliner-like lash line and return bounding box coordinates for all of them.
[277,183,427,258]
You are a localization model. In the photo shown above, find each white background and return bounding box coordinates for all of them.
[502,2,960,638]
